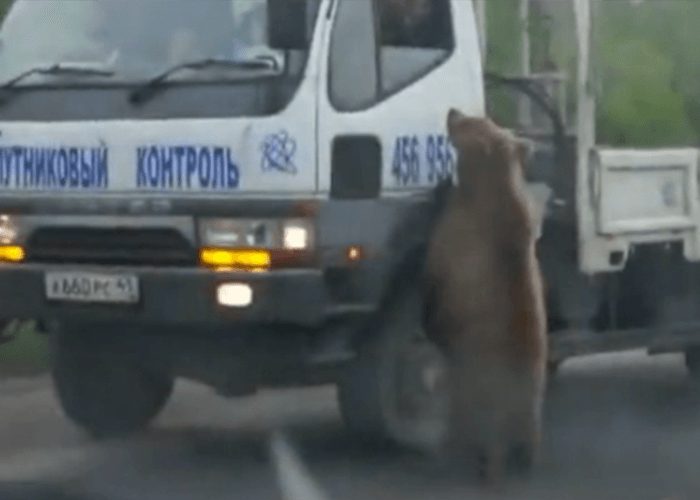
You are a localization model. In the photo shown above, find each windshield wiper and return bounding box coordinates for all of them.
[0,62,115,90]
[129,57,280,105]
[0,62,115,107]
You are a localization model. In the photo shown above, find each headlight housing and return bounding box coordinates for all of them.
[0,215,25,263]
[0,215,19,245]
[198,218,315,251]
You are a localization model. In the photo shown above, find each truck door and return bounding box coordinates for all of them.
[316,0,484,199]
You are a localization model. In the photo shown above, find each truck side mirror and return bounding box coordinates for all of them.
[267,0,308,51]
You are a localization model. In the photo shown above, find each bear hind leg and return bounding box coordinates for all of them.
[478,444,507,485]
[505,408,542,477]
[506,442,536,476]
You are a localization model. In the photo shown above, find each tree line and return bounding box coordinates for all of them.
[485,0,700,147]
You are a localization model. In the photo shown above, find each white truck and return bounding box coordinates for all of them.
[0,0,697,449]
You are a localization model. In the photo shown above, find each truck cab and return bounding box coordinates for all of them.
[0,0,483,446]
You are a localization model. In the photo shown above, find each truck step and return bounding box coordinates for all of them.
[550,322,700,361]
[324,304,376,318]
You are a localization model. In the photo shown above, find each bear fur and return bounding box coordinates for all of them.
[423,110,548,483]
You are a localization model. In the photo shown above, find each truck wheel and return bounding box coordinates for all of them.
[50,330,174,438]
[338,289,448,451]
[685,347,700,379]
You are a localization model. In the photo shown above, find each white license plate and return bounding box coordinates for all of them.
[45,272,140,304]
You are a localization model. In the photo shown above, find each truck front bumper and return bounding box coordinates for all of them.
[0,264,329,328]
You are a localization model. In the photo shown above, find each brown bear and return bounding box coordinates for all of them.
[423,110,548,484]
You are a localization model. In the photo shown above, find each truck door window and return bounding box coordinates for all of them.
[329,0,454,111]
[376,0,454,96]
[328,0,379,111]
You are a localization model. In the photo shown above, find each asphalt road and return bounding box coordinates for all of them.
[1,350,700,500]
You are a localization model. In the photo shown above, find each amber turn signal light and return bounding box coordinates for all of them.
[0,245,25,263]
[199,248,271,271]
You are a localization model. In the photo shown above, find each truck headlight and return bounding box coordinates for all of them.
[200,219,273,248]
[198,218,314,250]
[0,215,19,245]
[282,220,312,250]
[198,218,315,270]
[0,216,24,263]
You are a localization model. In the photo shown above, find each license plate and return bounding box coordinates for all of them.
[45,272,140,304]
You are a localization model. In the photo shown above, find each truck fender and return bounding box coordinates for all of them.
[354,179,454,347]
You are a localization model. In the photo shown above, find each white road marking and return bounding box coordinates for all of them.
[269,430,329,500]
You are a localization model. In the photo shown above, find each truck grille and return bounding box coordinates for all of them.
[25,227,197,266]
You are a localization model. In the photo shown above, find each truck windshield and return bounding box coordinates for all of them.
[0,0,300,85]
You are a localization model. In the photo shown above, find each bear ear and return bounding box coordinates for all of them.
[447,108,467,139]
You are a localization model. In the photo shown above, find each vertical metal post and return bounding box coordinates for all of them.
[473,0,487,60]
[518,0,532,128]
[573,0,598,272]
[574,0,595,152]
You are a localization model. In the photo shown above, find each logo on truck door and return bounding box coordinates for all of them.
[260,130,298,175]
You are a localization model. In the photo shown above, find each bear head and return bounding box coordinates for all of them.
[446,109,532,189]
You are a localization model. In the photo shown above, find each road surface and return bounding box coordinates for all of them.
[1,350,700,500]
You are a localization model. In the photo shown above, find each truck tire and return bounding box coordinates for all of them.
[338,288,448,451]
[50,330,174,438]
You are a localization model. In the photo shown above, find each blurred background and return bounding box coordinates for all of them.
[483,0,700,148]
